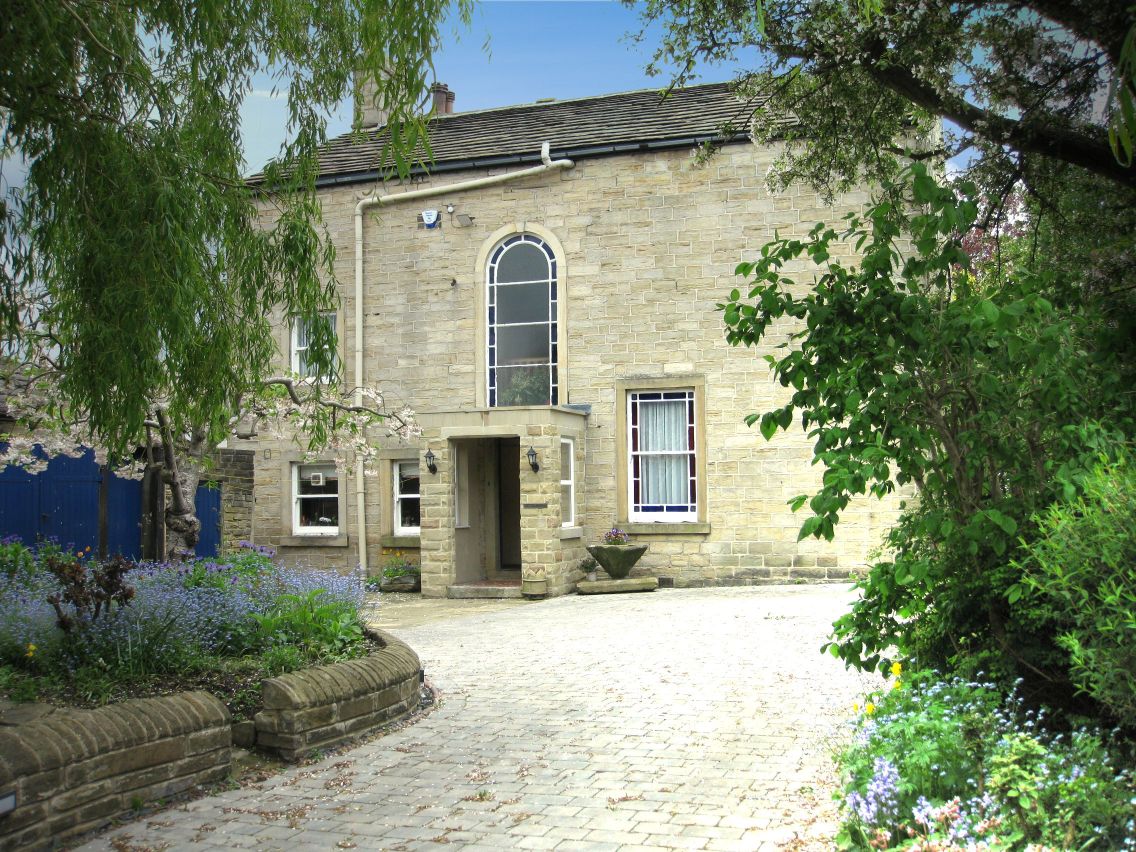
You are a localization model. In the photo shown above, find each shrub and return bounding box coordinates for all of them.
[0,536,36,580]
[252,589,363,660]
[381,554,419,580]
[838,670,1136,850]
[1014,450,1136,728]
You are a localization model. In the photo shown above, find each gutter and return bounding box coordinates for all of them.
[350,141,574,575]
[317,132,744,189]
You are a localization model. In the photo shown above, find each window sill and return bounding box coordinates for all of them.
[559,526,583,540]
[618,522,711,536]
[280,534,348,548]
[381,534,421,548]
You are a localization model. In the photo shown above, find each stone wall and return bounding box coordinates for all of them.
[215,448,254,553]
[0,691,230,851]
[246,141,902,586]
[253,630,422,761]
[0,635,424,847]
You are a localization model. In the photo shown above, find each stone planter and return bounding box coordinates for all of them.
[586,543,648,579]
[379,572,421,593]
[521,577,548,598]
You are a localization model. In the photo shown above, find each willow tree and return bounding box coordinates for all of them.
[1,0,468,555]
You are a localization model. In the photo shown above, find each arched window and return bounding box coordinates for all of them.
[487,234,558,406]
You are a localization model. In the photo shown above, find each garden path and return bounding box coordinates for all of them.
[80,584,874,851]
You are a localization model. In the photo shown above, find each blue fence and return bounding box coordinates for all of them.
[0,450,221,559]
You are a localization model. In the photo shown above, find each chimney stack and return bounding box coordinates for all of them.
[354,69,388,129]
[431,83,455,115]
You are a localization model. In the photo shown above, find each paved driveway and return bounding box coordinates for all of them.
[82,585,872,851]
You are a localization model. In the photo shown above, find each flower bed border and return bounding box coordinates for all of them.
[0,629,422,850]
[252,628,422,761]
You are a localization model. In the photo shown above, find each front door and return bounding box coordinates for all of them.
[495,438,521,574]
[449,437,521,584]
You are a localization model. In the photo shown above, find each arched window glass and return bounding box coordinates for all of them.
[487,234,557,406]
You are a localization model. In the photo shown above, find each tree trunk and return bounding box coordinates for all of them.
[155,409,206,561]
[164,460,202,560]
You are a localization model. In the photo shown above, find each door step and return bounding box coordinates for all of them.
[447,581,524,600]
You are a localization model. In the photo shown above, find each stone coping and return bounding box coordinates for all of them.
[0,630,425,846]
[252,628,423,761]
[259,629,420,711]
[0,691,231,851]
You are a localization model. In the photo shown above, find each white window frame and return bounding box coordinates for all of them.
[627,389,698,523]
[290,312,338,381]
[560,438,575,527]
[393,461,422,536]
[292,462,340,536]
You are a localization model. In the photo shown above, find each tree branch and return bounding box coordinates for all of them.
[862,57,1135,189]
[261,377,408,430]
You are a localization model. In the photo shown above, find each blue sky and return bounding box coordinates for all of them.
[240,0,740,173]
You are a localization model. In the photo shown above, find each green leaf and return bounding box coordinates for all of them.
[760,413,779,441]
[977,299,999,324]
[798,515,823,540]
[986,509,1018,535]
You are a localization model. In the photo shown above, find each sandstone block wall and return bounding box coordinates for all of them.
[215,448,254,553]
[0,691,230,851]
[253,630,422,761]
[246,142,903,587]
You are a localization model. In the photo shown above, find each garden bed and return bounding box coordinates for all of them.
[0,629,421,850]
[0,540,423,848]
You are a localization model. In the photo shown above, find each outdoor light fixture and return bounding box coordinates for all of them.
[527,446,540,473]
[424,449,438,474]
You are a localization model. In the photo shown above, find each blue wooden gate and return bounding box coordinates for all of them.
[195,484,221,558]
[0,450,222,559]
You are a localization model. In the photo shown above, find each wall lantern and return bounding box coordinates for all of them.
[424,449,438,474]
[526,446,540,473]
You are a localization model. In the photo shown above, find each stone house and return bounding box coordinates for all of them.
[245,81,899,597]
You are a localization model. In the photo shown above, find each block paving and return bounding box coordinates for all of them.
[79,585,873,851]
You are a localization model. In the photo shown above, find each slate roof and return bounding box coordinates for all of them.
[308,81,769,187]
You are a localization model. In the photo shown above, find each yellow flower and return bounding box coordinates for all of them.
[865,701,876,715]
[853,702,860,714]
[25,643,36,658]
[892,679,902,691]
[890,661,903,677]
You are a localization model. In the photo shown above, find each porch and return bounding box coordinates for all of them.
[414,406,588,599]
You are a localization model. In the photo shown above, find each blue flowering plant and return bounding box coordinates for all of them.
[837,669,1136,850]
[0,538,373,716]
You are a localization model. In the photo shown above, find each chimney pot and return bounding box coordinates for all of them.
[431,83,454,115]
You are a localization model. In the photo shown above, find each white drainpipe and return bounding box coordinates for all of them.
[351,142,574,574]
